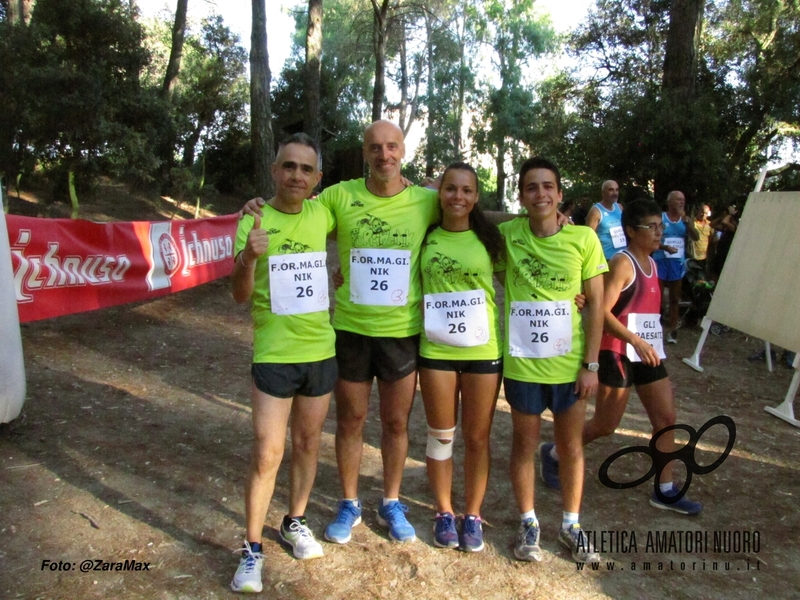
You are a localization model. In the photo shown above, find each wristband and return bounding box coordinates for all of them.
[238,252,254,269]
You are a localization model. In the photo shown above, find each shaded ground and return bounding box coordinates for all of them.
[2,185,799,599]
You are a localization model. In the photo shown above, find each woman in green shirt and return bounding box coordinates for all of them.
[418,162,505,552]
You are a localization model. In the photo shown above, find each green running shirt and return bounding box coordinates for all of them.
[317,179,440,337]
[499,218,608,383]
[235,201,335,364]
[419,227,502,360]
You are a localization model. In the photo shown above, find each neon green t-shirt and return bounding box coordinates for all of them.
[235,201,336,364]
[419,227,502,360]
[317,179,440,337]
[499,218,608,384]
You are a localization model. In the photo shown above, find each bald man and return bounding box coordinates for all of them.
[586,180,626,260]
[652,191,699,343]
[244,121,439,545]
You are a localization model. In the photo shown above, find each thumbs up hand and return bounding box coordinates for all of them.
[241,213,269,267]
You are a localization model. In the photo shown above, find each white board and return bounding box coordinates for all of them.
[706,192,800,353]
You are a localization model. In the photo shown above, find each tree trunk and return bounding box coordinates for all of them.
[662,0,704,103]
[396,31,421,137]
[370,0,390,122]
[7,0,34,25]
[251,0,275,199]
[657,0,704,197]
[398,31,409,130]
[424,13,435,177]
[454,20,466,159]
[194,152,205,219]
[68,170,79,219]
[495,137,506,212]
[182,122,203,168]
[304,0,323,143]
[161,0,188,101]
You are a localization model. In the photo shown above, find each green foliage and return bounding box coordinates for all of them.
[204,126,253,195]
[468,0,556,208]
[2,0,797,205]
[552,0,800,203]
[172,15,249,168]
[5,0,155,202]
[476,165,497,209]
[0,19,37,183]
[400,161,423,184]
[278,0,373,132]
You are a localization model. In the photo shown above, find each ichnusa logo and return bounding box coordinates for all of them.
[146,222,232,291]
[598,415,736,504]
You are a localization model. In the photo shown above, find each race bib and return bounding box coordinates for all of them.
[268,252,329,315]
[424,289,490,347]
[626,313,667,362]
[610,225,626,248]
[349,248,411,306]
[508,300,572,358]
[664,236,685,259]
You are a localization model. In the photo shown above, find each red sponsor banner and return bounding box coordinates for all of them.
[7,214,239,322]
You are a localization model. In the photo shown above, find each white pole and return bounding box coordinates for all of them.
[764,352,800,428]
[753,166,769,193]
[0,189,26,423]
[682,316,712,372]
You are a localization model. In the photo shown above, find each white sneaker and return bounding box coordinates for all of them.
[230,541,264,593]
[280,517,324,559]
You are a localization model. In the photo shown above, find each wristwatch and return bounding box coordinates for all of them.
[582,362,600,372]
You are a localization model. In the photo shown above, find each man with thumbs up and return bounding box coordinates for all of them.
[230,133,336,593]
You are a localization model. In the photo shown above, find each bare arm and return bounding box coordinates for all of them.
[602,254,661,366]
[232,214,268,303]
[585,206,601,231]
[419,174,443,190]
[575,273,603,400]
[684,216,700,242]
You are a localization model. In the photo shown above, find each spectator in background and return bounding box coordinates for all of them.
[570,196,590,226]
[559,199,576,223]
[710,204,739,283]
[652,191,699,344]
[688,203,713,283]
[586,180,626,260]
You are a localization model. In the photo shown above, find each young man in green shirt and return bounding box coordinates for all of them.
[499,157,607,564]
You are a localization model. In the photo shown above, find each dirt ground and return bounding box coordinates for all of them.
[2,186,799,599]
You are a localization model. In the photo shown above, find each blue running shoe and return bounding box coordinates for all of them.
[377,501,416,543]
[324,499,362,544]
[650,484,703,515]
[433,512,458,548]
[459,515,484,552]
[539,442,561,490]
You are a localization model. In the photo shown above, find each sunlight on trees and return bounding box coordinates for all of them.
[1,0,797,212]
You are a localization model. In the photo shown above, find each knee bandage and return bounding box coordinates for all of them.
[426,426,456,461]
